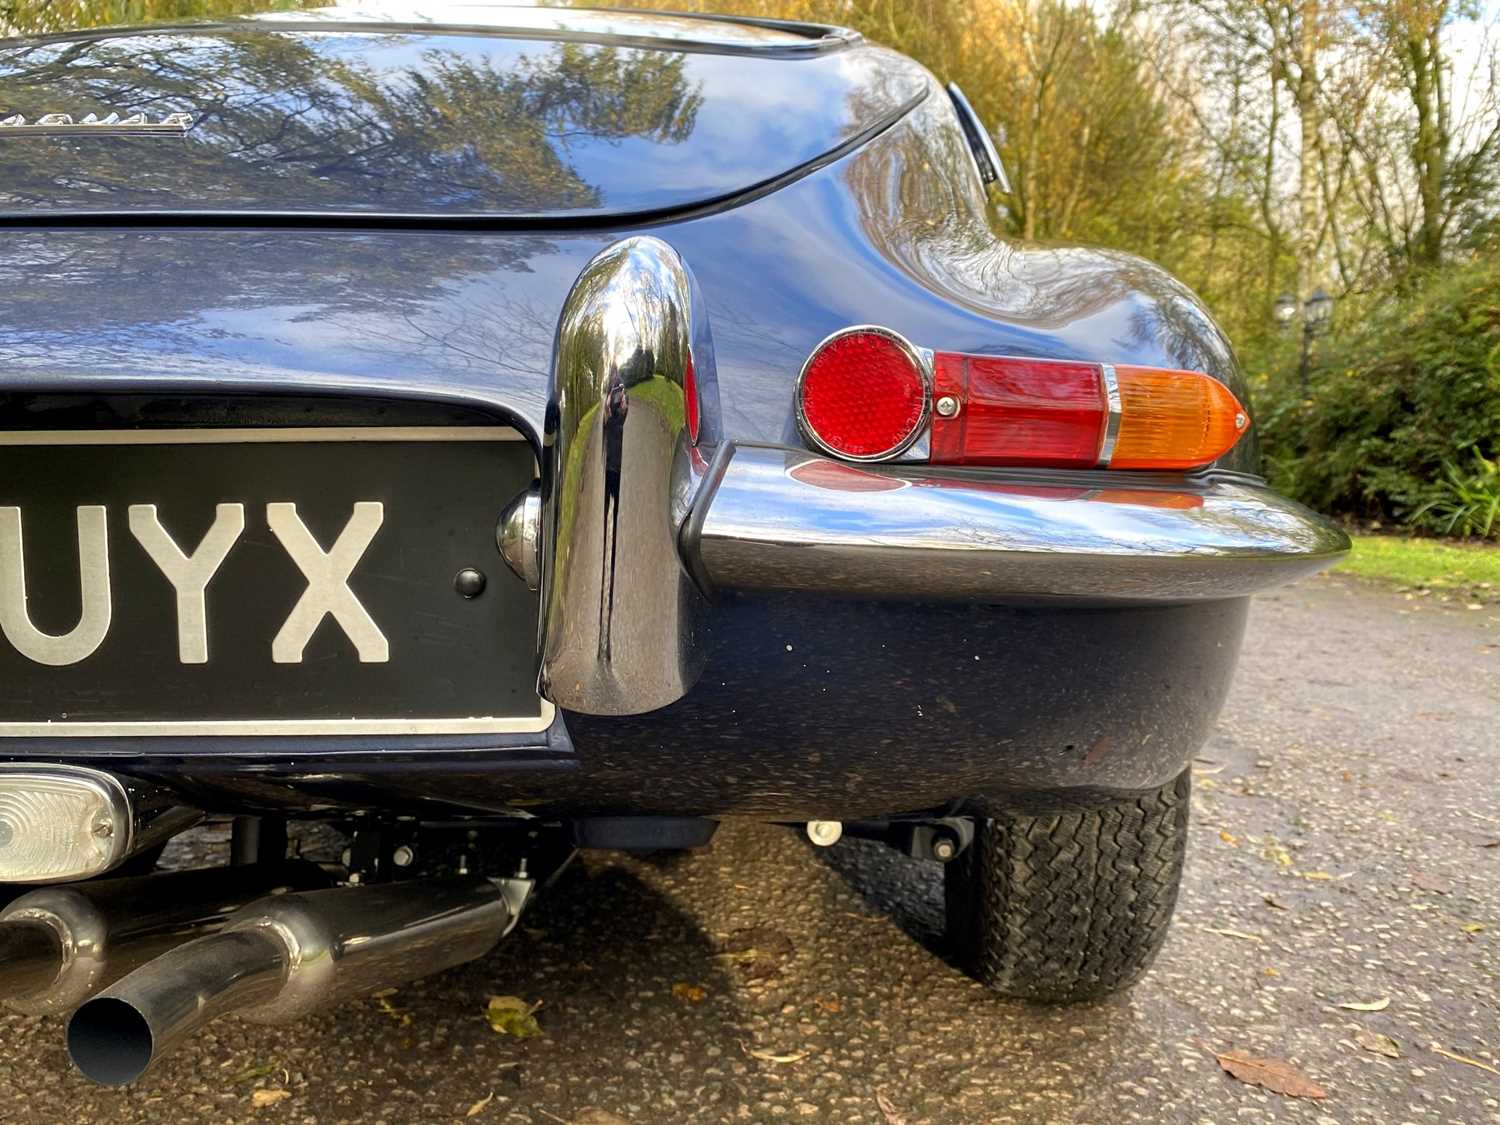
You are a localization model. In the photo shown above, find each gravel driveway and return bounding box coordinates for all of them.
[2,574,1497,1123]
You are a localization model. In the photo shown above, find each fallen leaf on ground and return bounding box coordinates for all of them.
[671,982,707,1003]
[814,996,842,1014]
[719,927,794,958]
[875,1088,907,1125]
[574,1110,631,1125]
[1263,843,1294,866]
[485,995,542,1039]
[718,926,795,980]
[1295,870,1334,880]
[465,1092,494,1117]
[250,1089,292,1108]
[376,994,413,1027]
[739,1040,809,1065]
[1411,871,1453,894]
[1354,1030,1401,1058]
[1460,922,1485,934]
[1431,1045,1500,1077]
[1337,998,1391,1012]
[1201,926,1265,944]
[1214,1051,1327,1099]
[1482,839,1500,849]
[1219,830,1239,846]
[1263,895,1289,911]
[226,1064,277,1086]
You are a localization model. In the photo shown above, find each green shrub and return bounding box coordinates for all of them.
[1253,252,1500,539]
[1410,450,1500,539]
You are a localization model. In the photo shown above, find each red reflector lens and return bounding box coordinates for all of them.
[797,328,929,460]
[931,354,1107,467]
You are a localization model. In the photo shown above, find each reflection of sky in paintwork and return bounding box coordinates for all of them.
[0,27,922,217]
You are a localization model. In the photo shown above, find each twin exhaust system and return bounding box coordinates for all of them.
[0,867,524,1086]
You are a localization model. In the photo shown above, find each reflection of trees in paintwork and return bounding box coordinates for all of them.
[0,32,702,213]
[840,92,1248,403]
[337,43,702,212]
[0,0,312,38]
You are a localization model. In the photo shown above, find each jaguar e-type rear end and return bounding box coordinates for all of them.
[0,5,1344,1081]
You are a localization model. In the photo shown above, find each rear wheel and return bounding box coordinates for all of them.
[944,770,1190,1003]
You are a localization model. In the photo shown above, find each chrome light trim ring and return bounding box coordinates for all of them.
[794,325,933,464]
[1096,362,1123,468]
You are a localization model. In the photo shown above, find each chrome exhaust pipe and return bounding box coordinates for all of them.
[0,862,329,1016]
[68,877,515,1085]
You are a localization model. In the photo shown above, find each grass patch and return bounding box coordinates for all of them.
[1336,534,1500,600]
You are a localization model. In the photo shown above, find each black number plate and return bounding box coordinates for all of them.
[0,428,548,736]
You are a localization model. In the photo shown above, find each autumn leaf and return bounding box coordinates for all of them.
[466,1092,494,1117]
[574,1111,632,1125]
[485,995,542,1039]
[738,1040,809,1064]
[814,996,842,1014]
[226,1063,277,1085]
[1214,1050,1327,1099]
[250,1088,292,1109]
[1431,1045,1500,1077]
[1337,998,1391,1012]
[1354,1030,1401,1058]
[671,982,707,1003]
[1411,870,1453,894]
[1201,926,1264,943]
[875,1088,907,1125]
[1219,829,1239,847]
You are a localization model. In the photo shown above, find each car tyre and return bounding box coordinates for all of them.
[944,770,1190,1003]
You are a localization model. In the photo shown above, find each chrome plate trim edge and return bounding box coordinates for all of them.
[0,427,526,446]
[1096,363,1122,467]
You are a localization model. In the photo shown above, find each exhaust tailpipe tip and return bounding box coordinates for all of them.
[66,877,517,1085]
[67,997,157,1087]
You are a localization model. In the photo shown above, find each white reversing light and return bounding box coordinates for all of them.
[0,766,131,882]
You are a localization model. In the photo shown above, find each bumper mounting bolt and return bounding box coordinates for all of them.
[932,836,957,862]
[806,820,843,847]
[935,395,961,418]
[454,568,487,598]
[392,845,415,868]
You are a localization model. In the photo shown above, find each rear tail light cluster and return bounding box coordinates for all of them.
[795,326,1248,471]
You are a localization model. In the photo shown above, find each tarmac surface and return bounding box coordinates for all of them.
[1,573,1497,1123]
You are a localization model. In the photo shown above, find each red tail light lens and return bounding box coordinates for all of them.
[929,352,1247,470]
[796,327,930,460]
[931,353,1107,468]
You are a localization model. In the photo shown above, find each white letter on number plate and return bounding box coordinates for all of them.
[0,506,112,666]
[268,501,388,664]
[129,503,245,664]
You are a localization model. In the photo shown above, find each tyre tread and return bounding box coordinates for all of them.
[946,771,1190,1003]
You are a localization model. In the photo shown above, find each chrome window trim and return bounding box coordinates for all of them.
[794,325,934,463]
[946,83,1011,194]
[1096,363,1122,467]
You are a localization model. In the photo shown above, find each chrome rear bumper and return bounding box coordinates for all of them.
[533,236,1346,718]
[691,445,1348,602]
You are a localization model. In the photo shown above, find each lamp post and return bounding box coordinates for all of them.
[1275,288,1335,393]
